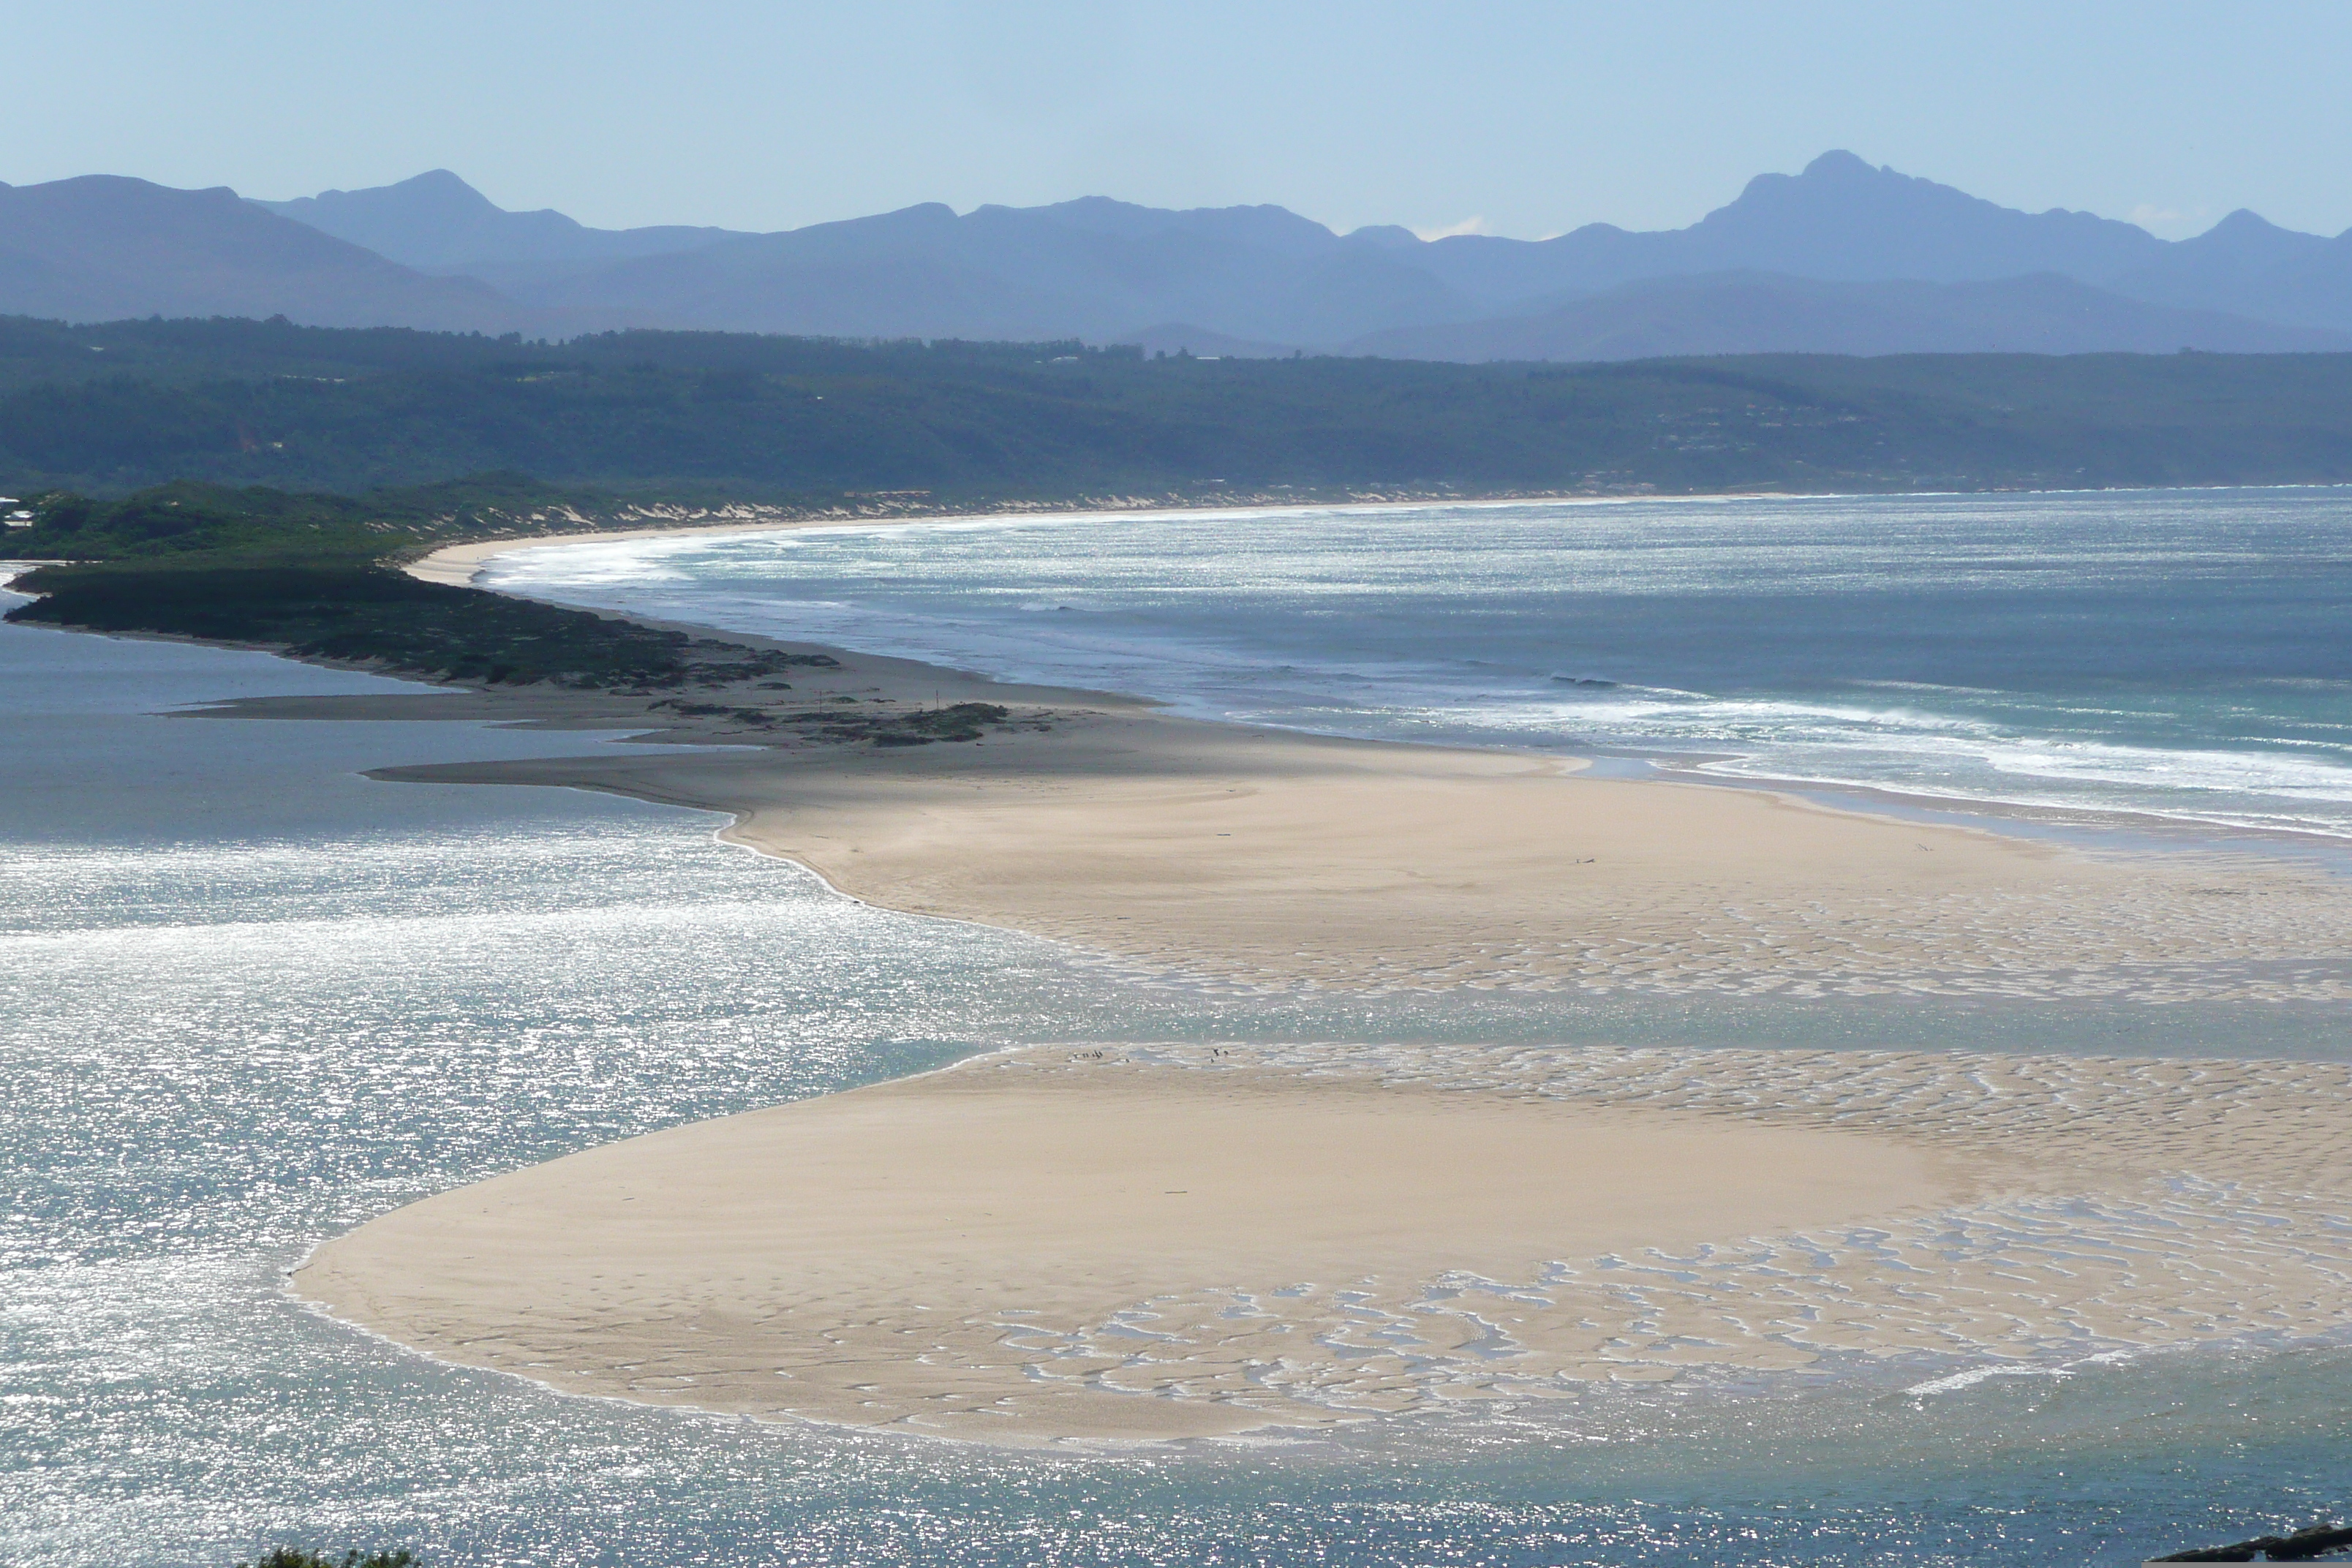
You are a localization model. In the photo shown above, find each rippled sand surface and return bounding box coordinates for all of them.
[367,698,2352,1008]
[1143,1042,2352,1375]
[299,1041,2352,1447]
[1071,850,2352,1005]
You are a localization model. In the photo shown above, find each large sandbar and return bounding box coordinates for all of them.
[268,524,2352,1447]
[296,1049,2009,1444]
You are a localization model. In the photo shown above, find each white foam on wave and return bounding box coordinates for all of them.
[485,496,2352,843]
[1901,1348,2140,1398]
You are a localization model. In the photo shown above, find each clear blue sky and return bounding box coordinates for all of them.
[15,1,2352,241]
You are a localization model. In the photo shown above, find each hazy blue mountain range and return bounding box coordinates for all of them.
[252,170,749,293]
[4,152,2351,359]
[0,176,531,332]
[510,196,1475,344]
[1348,271,2352,361]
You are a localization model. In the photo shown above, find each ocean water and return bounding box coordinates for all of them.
[5,531,2351,1568]
[490,488,2352,846]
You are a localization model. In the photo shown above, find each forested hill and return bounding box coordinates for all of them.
[6,314,2352,500]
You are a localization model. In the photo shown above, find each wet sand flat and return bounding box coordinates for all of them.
[297,1042,2352,1447]
[295,1049,2010,1444]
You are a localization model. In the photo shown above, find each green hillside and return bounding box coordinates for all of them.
[9,320,2351,693]
[6,316,2352,500]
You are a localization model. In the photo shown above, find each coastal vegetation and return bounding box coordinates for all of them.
[8,556,825,688]
[1,478,827,690]
[10,317,2352,693]
[5,315,2352,500]
[0,478,1025,755]
[1,472,657,573]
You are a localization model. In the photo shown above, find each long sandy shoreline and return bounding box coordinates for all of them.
[265,513,2352,1446]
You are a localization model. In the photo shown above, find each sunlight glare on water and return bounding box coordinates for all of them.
[4,561,2348,1568]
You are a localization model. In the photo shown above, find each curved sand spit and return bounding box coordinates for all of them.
[298,1043,2352,1447]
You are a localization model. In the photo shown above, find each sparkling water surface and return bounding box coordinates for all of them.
[4,552,2348,1567]
[491,488,2352,844]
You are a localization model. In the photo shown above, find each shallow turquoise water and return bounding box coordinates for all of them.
[4,581,2349,1566]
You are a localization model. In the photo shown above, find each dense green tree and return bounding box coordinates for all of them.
[5,316,2351,499]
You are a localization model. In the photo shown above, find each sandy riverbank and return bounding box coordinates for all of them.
[269,519,2352,1447]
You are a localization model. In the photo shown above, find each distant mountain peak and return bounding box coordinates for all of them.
[0,173,529,331]
[338,168,496,208]
[1801,148,1877,178]
[2206,208,2289,237]
[406,169,486,194]
[252,172,748,274]
[1680,149,2163,284]
[266,170,511,238]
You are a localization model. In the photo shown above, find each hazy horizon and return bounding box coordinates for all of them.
[227,153,2352,249]
[12,1,2352,244]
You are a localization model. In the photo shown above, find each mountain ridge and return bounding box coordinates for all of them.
[1344,271,2352,362]
[0,175,533,332]
[253,169,750,290]
[257,155,2351,351]
[7,155,2352,358]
